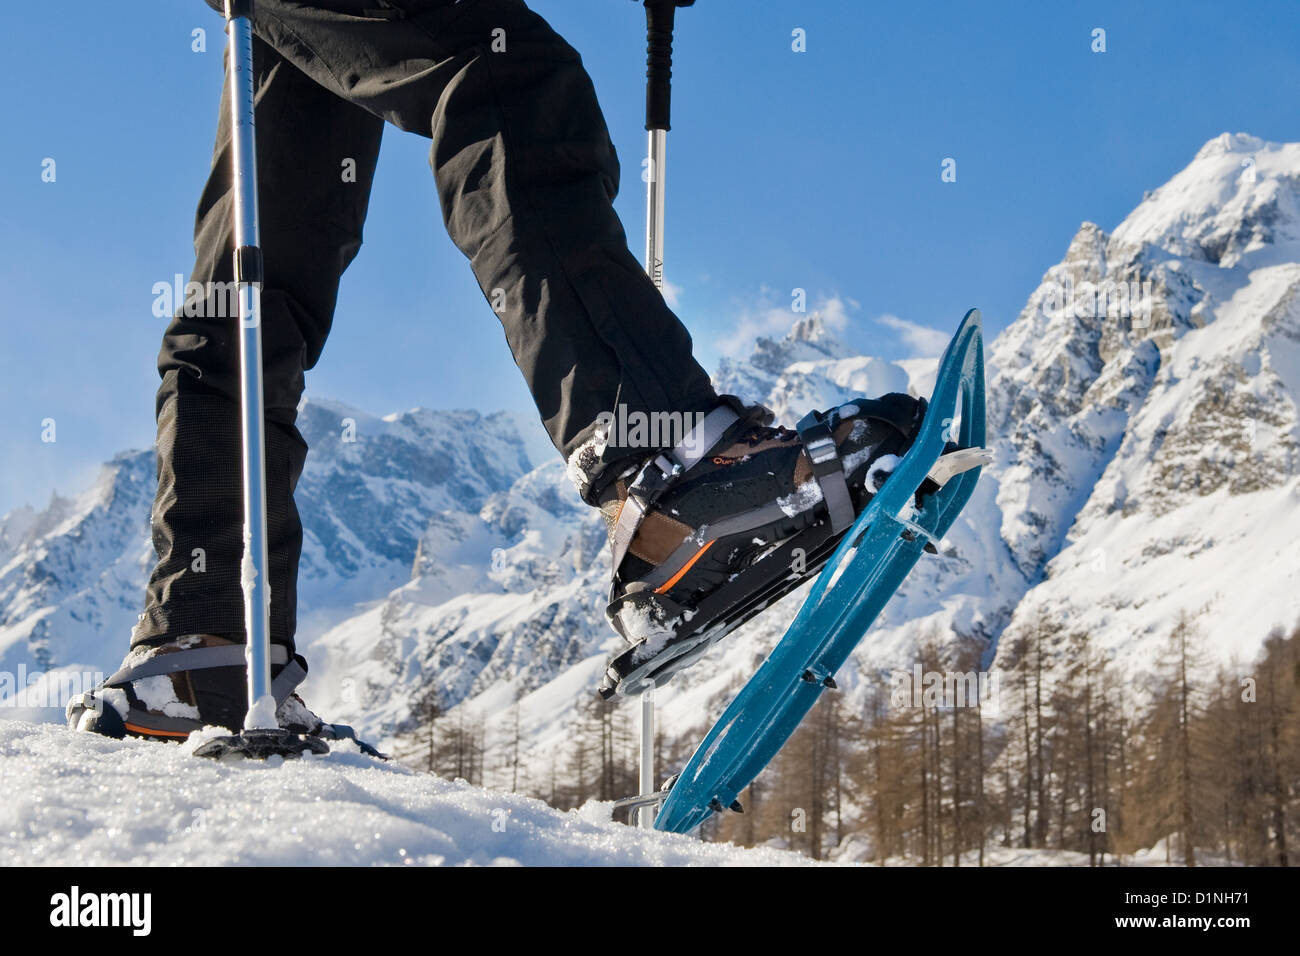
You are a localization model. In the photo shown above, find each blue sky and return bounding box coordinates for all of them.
[2,0,1298,515]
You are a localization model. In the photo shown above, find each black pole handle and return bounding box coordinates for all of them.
[642,0,694,131]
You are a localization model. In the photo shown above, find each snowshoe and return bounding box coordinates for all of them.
[653,308,991,833]
[595,392,926,698]
[66,634,384,758]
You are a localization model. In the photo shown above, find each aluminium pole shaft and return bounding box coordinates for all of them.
[644,128,667,291]
[226,0,275,729]
[638,128,666,828]
[636,0,688,828]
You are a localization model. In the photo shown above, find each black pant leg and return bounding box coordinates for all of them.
[134,37,383,652]
[248,0,719,473]
[139,0,721,653]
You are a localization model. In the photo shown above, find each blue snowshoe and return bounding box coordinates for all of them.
[654,308,990,833]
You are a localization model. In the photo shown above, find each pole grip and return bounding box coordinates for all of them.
[225,0,253,19]
[644,0,690,131]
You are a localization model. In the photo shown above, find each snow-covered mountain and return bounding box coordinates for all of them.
[3,133,1299,780]
[0,402,530,716]
[989,132,1300,669]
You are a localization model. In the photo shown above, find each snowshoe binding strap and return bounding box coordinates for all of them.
[101,643,290,690]
[270,657,308,704]
[75,643,310,734]
[794,408,855,533]
[72,642,387,756]
[927,446,993,486]
[608,403,742,582]
[102,642,306,709]
[599,518,841,697]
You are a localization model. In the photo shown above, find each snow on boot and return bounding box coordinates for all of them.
[595,393,926,697]
[66,634,384,757]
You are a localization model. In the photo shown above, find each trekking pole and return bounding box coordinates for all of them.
[634,0,694,828]
[195,0,325,760]
[226,0,274,732]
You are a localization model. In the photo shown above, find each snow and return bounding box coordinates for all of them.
[0,719,817,867]
[131,676,199,720]
[775,477,824,517]
[243,694,279,731]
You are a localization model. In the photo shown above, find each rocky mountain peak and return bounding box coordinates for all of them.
[1111,133,1300,268]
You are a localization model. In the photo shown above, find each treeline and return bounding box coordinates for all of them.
[392,614,1298,865]
[706,612,1298,865]
[392,680,646,808]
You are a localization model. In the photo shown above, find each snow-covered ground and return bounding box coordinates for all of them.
[0,720,819,867]
[2,719,1195,867]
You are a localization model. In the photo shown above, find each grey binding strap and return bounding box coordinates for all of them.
[667,404,743,472]
[103,643,291,690]
[609,404,741,578]
[270,657,308,704]
[796,409,856,533]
